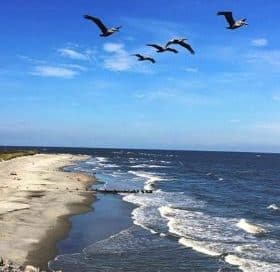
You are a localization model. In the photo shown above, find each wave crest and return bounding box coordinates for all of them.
[267,204,279,211]
[236,219,266,235]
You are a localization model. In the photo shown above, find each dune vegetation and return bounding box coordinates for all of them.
[0,150,38,161]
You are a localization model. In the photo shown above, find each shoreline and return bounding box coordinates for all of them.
[0,153,95,270]
[49,193,135,272]
[56,193,134,255]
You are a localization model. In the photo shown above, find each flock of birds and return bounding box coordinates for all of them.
[84,11,248,64]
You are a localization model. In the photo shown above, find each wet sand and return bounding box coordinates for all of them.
[0,153,95,269]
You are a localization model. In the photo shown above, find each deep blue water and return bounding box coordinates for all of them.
[16,147,279,272]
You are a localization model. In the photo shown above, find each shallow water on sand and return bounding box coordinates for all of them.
[57,194,133,255]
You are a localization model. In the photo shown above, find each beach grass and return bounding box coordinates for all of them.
[0,150,38,161]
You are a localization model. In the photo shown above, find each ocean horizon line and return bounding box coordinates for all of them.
[0,145,280,155]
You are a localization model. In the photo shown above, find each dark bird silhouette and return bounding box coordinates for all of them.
[84,15,121,37]
[166,38,195,54]
[147,44,178,54]
[217,11,248,29]
[132,54,156,63]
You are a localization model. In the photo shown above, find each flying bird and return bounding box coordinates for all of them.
[166,38,195,54]
[217,11,248,30]
[84,15,121,37]
[132,54,156,63]
[146,44,178,54]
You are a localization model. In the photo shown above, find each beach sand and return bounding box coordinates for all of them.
[0,153,95,269]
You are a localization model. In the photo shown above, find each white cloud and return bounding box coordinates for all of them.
[58,48,90,61]
[251,38,268,47]
[102,42,155,74]
[103,43,124,53]
[103,43,134,72]
[32,65,78,78]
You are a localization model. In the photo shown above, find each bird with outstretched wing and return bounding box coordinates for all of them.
[84,15,121,36]
[178,41,195,54]
[147,44,178,53]
[132,54,156,63]
[84,15,108,34]
[217,11,235,28]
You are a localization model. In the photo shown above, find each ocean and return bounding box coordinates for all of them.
[41,148,279,272]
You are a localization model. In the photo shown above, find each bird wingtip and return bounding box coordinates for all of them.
[217,11,232,15]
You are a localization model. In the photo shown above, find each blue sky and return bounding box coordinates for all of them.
[1,0,280,152]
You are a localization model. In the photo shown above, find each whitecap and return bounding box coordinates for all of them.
[159,206,279,272]
[236,219,266,235]
[225,254,280,272]
[95,157,108,163]
[267,204,279,211]
[179,238,221,256]
[104,164,119,168]
[128,171,165,190]
[150,229,158,234]
[130,164,168,169]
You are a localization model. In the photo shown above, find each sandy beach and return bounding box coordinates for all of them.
[0,153,95,269]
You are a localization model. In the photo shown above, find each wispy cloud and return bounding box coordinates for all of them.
[17,55,46,64]
[102,42,156,74]
[247,50,280,68]
[103,43,124,52]
[251,38,268,47]
[62,63,87,71]
[135,89,217,106]
[32,65,78,78]
[103,42,134,72]
[58,48,92,61]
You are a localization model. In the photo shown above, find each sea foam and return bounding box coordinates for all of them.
[128,171,165,190]
[236,219,266,235]
[179,238,221,256]
[225,254,280,272]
